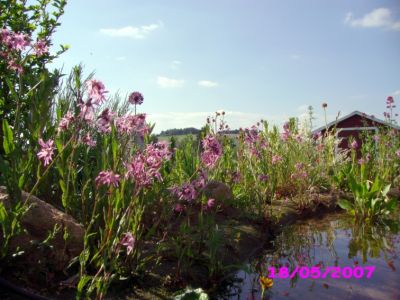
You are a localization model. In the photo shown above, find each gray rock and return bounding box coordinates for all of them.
[202,181,233,202]
[0,186,84,271]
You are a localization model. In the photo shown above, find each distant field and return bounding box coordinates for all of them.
[157,134,197,143]
[157,133,239,144]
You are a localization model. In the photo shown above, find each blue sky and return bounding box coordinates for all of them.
[51,0,400,133]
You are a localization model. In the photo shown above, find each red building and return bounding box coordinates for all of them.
[312,111,400,151]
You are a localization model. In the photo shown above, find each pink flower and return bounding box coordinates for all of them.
[178,183,197,202]
[128,91,144,105]
[37,138,55,166]
[115,113,147,135]
[0,28,11,44]
[125,142,171,188]
[272,155,282,164]
[244,126,259,144]
[7,59,23,73]
[78,101,95,122]
[174,203,185,213]
[358,158,365,165]
[120,232,135,255]
[82,133,96,147]
[201,135,222,168]
[10,32,30,51]
[86,79,107,105]
[373,135,380,142]
[57,111,74,133]
[258,174,269,182]
[350,140,358,149]
[33,39,48,56]
[206,198,216,210]
[95,170,121,187]
[295,162,304,171]
[396,149,400,158]
[192,170,208,189]
[97,108,115,133]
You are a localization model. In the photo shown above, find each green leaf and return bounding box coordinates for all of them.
[338,199,353,211]
[381,184,391,197]
[2,120,15,155]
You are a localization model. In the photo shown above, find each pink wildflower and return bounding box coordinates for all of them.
[10,32,30,51]
[128,91,144,105]
[178,183,197,202]
[33,39,48,56]
[396,149,400,158]
[7,59,23,73]
[244,126,259,145]
[201,135,222,168]
[192,170,208,189]
[78,101,95,122]
[295,162,304,170]
[37,138,55,166]
[82,133,97,147]
[95,170,121,187]
[57,111,74,133]
[125,142,171,188]
[97,108,115,133]
[271,155,282,164]
[174,203,185,213]
[258,174,269,182]
[86,79,107,105]
[120,232,135,255]
[0,28,11,45]
[281,122,291,141]
[115,113,147,135]
[206,198,216,210]
[350,140,358,149]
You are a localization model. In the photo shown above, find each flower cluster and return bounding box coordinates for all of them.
[115,113,148,136]
[78,79,108,122]
[82,133,97,147]
[169,170,208,207]
[0,28,49,73]
[95,170,121,187]
[0,29,30,51]
[37,138,55,166]
[97,108,115,133]
[201,135,222,168]
[281,122,291,141]
[291,162,308,179]
[57,111,74,134]
[119,232,135,255]
[125,142,171,188]
[271,154,282,165]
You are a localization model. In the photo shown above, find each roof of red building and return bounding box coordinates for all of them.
[312,110,400,133]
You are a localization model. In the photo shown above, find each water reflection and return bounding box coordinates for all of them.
[218,212,400,300]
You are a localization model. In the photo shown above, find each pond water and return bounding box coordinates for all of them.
[218,212,400,300]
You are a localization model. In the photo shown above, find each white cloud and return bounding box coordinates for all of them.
[344,8,400,31]
[157,76,185,88]
[171,60,182,70]
[392,90,400,96]
[99,22,162,39]
[198,80,219,88]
